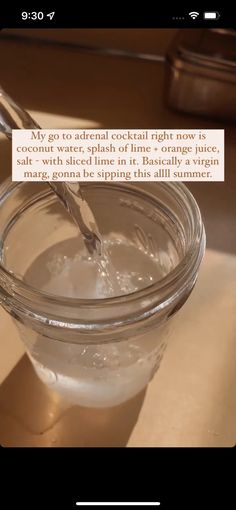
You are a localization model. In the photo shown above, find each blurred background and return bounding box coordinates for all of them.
[0,29,236,447]
[0,28,235,253]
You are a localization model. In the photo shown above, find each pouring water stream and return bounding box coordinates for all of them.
[0,86,101,256]
[0,86,123,294]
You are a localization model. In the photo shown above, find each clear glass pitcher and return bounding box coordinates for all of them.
[0,181,205,407]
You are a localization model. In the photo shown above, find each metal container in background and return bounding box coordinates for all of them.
[166,29,236,122]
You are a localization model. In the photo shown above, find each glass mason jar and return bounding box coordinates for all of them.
[0,180,205,407]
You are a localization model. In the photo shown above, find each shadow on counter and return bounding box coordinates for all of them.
[0,355,146,447]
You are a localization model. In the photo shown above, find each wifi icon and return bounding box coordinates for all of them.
[189,11,199,19]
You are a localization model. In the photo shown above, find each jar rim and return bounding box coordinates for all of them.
[0,180,205,332]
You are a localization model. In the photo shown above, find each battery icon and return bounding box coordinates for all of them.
[203,11,220,19]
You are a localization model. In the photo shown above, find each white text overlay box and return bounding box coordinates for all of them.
[12,129,224,182]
